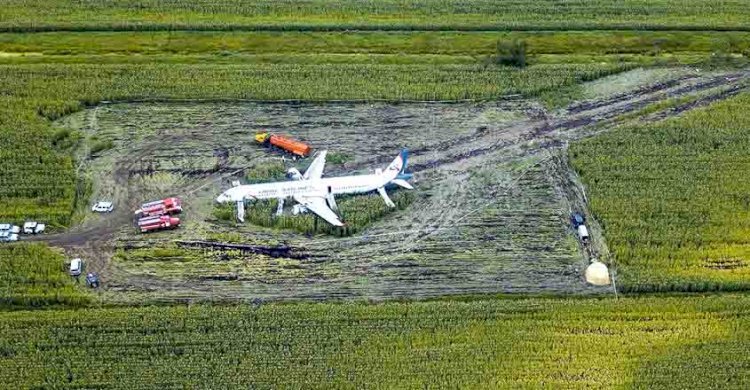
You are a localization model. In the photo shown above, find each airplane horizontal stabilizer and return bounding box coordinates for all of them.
[390,179,414,190]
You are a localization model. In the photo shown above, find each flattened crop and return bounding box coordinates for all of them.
[54,101,607,301]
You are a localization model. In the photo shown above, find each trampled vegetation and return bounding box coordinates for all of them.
[59,101,593,299]
[1,0,749,31]
[0,295,748,388]
[571,92,750,292]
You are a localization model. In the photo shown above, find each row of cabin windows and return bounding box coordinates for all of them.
[258,186,310,196]
[258,185,366,196]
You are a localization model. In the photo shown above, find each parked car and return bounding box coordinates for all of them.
[570,212,585,228]
[85,273,100,288]
[0,223,20,234]
[92,201,114,213]
[0,231,19,243]
[69,258,83,276]
[23,221,45,234]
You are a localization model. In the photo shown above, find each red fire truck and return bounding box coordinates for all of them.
[137,215,181,233]
[135,197,183,217]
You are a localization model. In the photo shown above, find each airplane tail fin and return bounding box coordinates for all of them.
[398,148,408,175]
[383,149,409,180]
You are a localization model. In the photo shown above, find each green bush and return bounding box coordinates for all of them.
[489,39,527,68]
[327,152,352,165]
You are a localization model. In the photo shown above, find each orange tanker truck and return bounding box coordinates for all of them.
[255,132,311,158]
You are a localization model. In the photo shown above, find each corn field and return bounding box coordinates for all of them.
[0,295,748,388]
[1,0,748,31]
[571,92,750,292]
[1,1,749,387]
[0,244,90,308]
[0,31,748,60]
[1,63,629,105]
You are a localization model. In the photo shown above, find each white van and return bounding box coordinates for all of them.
[577,225,590,243]
[23,221,45,234]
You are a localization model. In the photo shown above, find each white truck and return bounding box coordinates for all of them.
[23,221,45,234]
[577,225,590,244]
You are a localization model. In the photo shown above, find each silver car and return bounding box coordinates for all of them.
[0,231,19,242]
[0,223,20,234]
[69,258,83,276]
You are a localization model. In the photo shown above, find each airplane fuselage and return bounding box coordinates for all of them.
[219,174,387,202]
[216,149,412,225]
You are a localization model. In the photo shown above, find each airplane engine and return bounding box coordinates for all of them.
[292,204,308,215]
[286,168,303,181]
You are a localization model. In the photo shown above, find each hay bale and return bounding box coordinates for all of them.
[586,260,610,286]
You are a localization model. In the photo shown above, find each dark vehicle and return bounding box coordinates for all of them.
[85,273,100,288]
[571,212,585,228]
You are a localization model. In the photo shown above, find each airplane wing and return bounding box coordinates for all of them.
[293,194,343,226]
[303,150,327,180]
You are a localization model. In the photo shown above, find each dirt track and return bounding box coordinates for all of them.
[41,68,749,302]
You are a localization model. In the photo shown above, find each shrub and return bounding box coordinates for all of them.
[489,39,527,68]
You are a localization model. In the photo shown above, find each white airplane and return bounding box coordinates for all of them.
[216,149,414,226]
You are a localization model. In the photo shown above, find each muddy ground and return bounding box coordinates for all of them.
[44,67,749,302]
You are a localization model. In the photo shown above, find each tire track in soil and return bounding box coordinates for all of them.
[408,70,750,175]
[646,84,748,122]
[36,133,258,295]
[565,74,696,114]
[375,72,750,264]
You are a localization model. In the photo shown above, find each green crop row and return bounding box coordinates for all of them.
[0,295,748,388]
[1,31,749,58]
[0,62,629,226]
[0,243,90,308]
[1,0,749,32]
[571,92,750,292]
[0,107,77,227]
[236,190,415,236]
[2,63,629,106]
